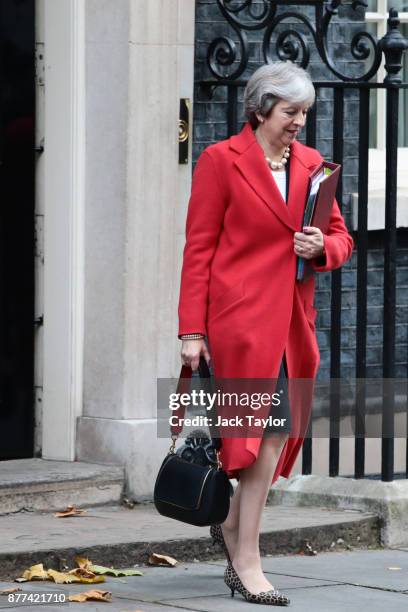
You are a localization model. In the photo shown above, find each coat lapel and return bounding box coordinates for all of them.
[231,123,315,233]
[234,144,296,232]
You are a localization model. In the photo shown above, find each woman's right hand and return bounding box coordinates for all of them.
[181,339,211,372]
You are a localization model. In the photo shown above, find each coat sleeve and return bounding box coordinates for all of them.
[310,198,354,272]
[178,150,227,337]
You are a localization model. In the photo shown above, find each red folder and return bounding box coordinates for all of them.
[309,161,341,233]
[296,161,341,281]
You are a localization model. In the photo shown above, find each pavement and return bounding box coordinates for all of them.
[2,548,408,611]
[0,503,379,579]
[0,464,395,612]
[0,499,395,612]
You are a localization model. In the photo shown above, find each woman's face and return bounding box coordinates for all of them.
[257,99,309,148]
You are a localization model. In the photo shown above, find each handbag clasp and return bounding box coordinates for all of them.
[169,434,178,454]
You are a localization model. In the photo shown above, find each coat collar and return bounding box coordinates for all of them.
[231,122,315,232]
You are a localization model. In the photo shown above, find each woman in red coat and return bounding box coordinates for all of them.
[178,62,353,605]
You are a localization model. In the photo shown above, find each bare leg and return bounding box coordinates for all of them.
[220,479,241,560]
[232,433,288,594]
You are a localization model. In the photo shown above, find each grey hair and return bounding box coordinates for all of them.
[244,62,315,128]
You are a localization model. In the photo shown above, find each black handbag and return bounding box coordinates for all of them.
[154,357,230,527]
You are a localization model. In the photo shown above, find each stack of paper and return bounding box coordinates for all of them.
[296,162,341,282]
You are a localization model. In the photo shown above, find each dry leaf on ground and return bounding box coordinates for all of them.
[48,568,104,584]
[47,570,78,584]
[74,556,143,577]
[67,568,106,583]
[75,556,93,570]
[19,563,105,585]
[54,505,87,518]
[0,588,22,595]
[147,553,177,567]
[68,589,112,603]
[69,568,101,579]
[89,565,143,577]
[22,564,49,581]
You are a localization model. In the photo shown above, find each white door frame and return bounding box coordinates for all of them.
[37,0,85,460]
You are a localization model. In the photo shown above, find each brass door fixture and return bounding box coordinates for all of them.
[179,98,190,164]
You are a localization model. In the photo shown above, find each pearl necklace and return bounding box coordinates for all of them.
[265,146,290,170]
[255,128,290,170]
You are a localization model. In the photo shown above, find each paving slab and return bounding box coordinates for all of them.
[163,584,408,612]
[0,579,179,611]
[0,596,185,612]
[261,548,408,591]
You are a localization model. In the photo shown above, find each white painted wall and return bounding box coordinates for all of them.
[82,0,129,420]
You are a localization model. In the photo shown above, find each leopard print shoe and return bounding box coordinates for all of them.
[210,524,231,563]
[224,562,290,606]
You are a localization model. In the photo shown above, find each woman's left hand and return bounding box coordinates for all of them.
[293,226,324,260]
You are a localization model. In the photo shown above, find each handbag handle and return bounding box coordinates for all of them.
[170,356,222,453]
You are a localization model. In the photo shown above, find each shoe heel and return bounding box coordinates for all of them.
[230,588,235,598]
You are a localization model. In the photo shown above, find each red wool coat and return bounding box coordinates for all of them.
[178,121,354,484]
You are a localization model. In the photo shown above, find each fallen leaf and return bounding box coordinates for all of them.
[67,568,106,584]
[22,564,49,581]
[74,556,142,577]
[77,576,106,584]
[54,505,87,518]
[69,568,99,579]
[47,569,78,584]
[147,553,177,567]
[74,556,93,570]
[68,589,112,602]
[0,588,22,595]
[89,565,143,577]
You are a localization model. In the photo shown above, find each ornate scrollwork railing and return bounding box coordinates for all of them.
[206,0,406,83]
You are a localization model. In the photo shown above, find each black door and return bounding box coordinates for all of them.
[0,0,35,459]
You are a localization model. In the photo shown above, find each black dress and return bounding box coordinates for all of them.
[263,158,292,435]
[263,352,292,435]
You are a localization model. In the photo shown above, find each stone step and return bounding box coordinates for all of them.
[0,459,124,515]
[0,501,380,580]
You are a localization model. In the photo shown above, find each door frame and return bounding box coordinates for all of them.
[36,0,85,460]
